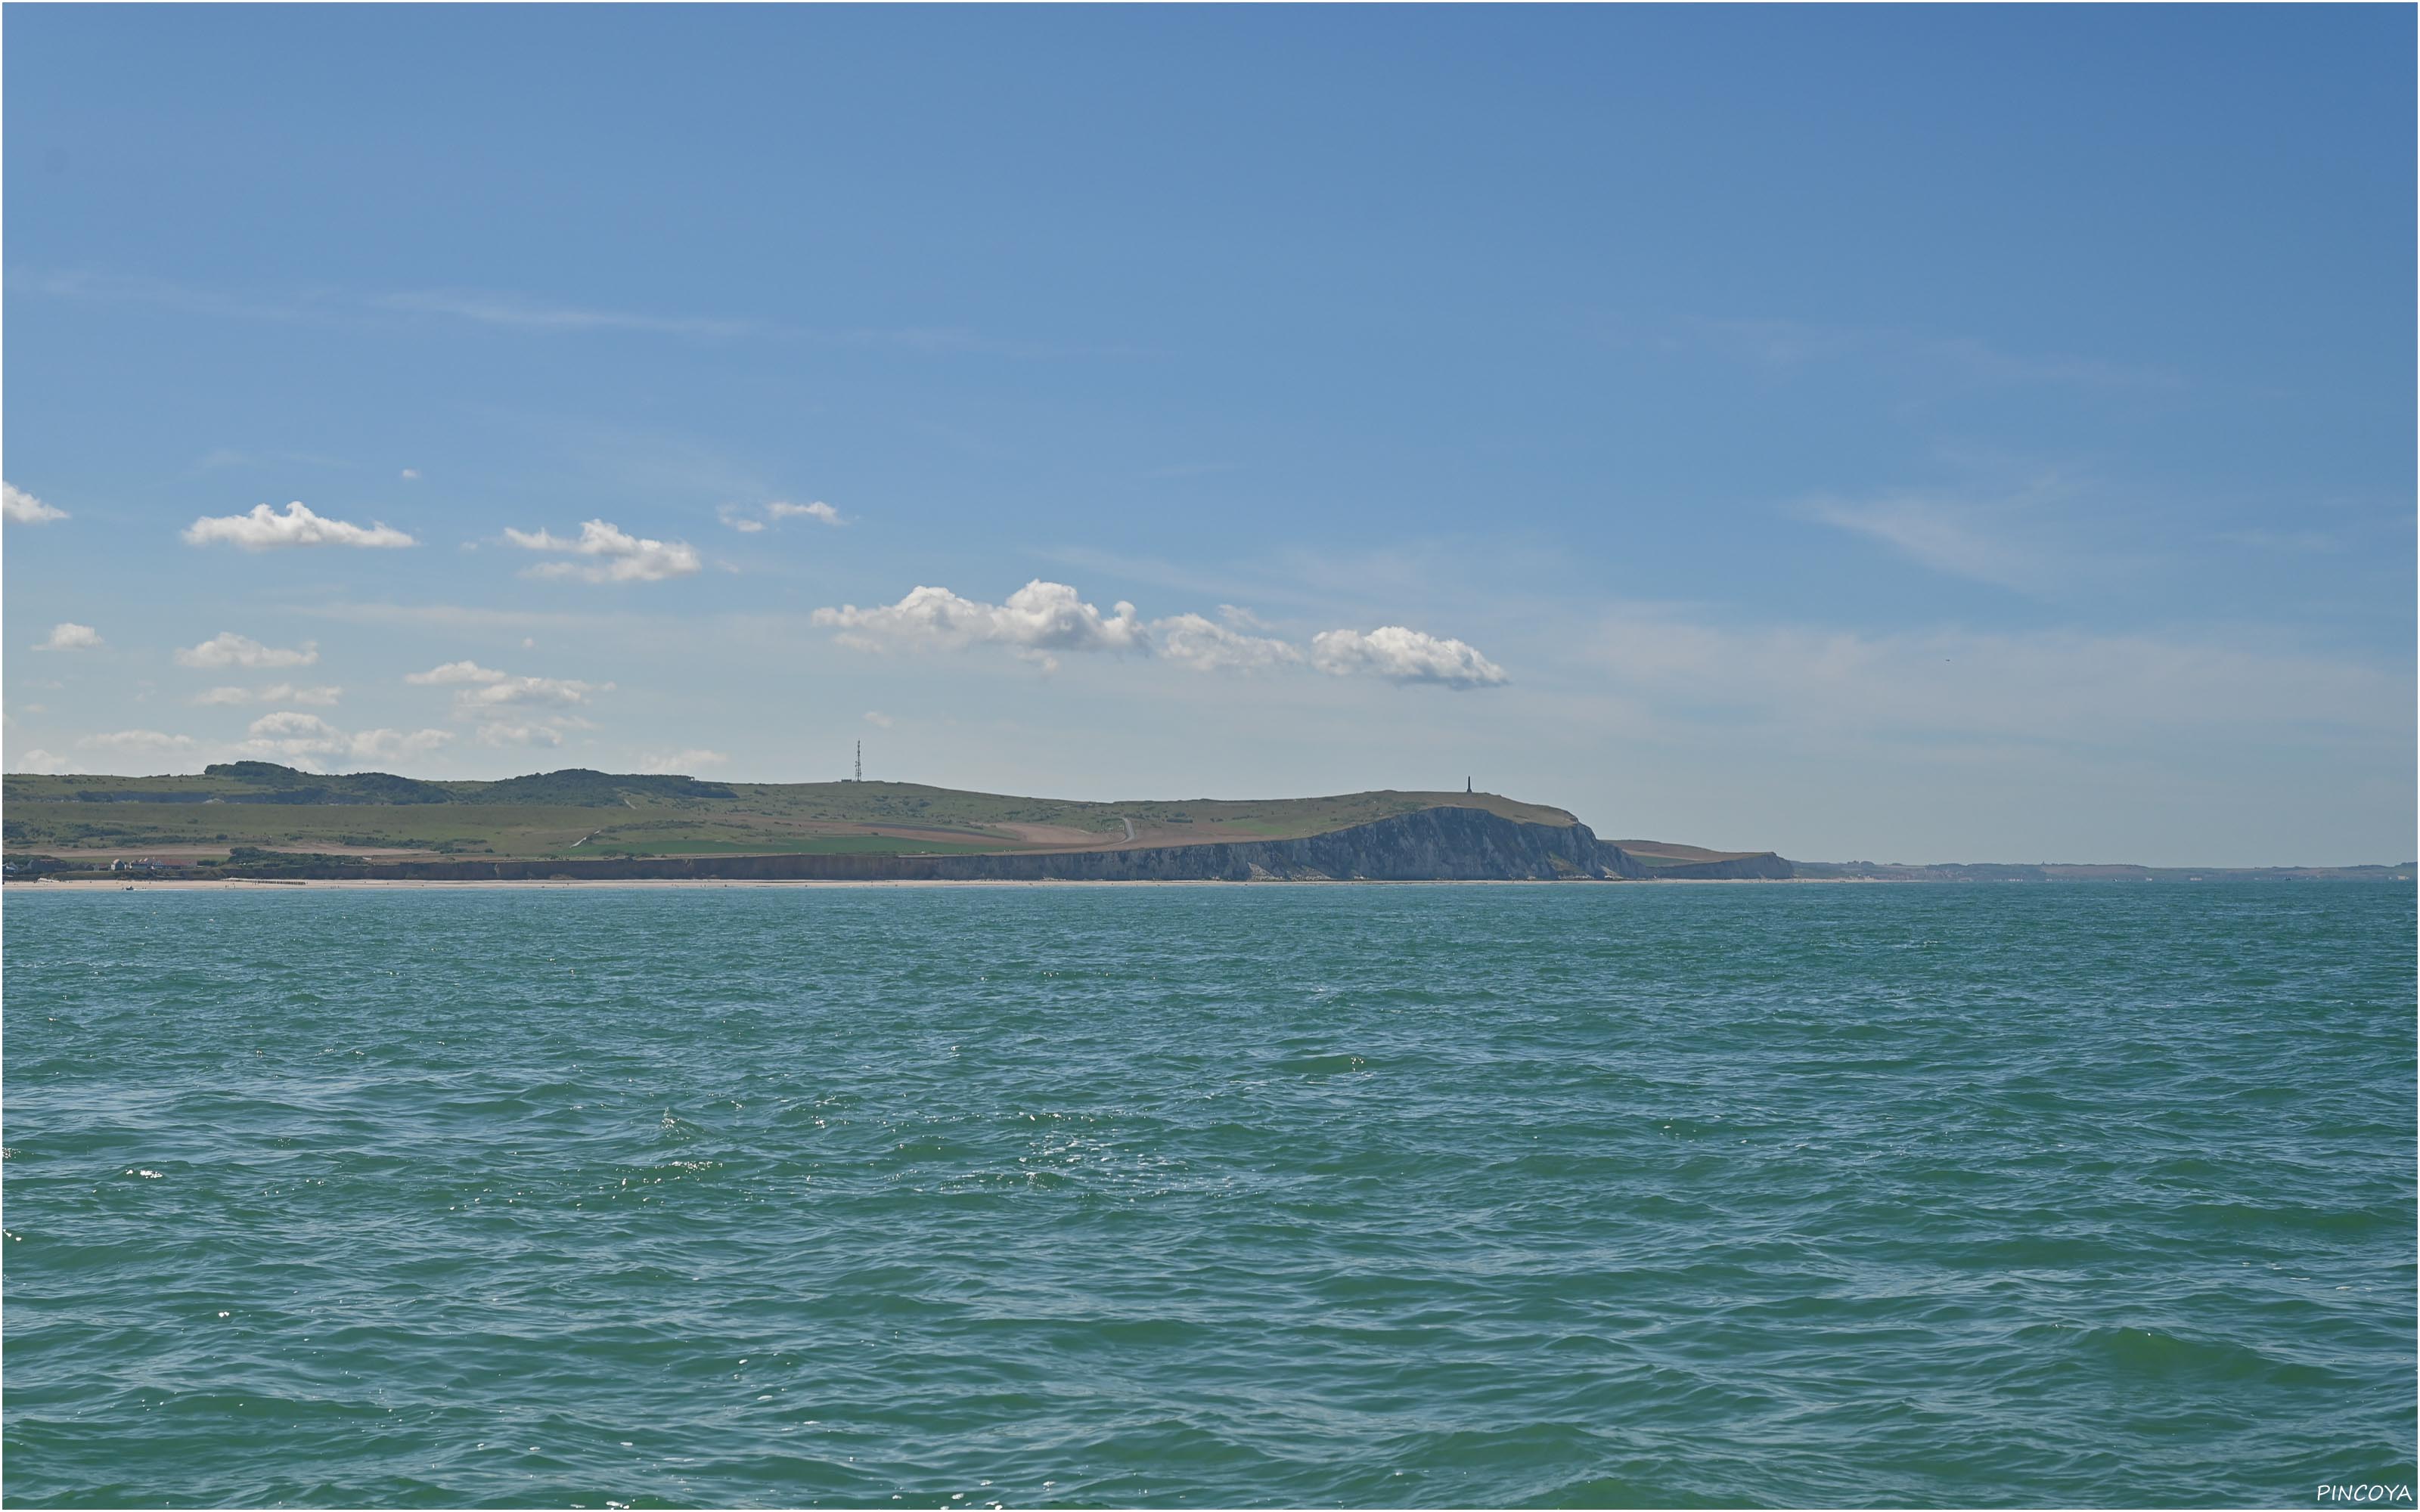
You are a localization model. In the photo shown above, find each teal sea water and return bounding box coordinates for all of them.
[4,882,2412,1508]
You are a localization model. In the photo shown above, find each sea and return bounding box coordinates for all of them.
[3,882,2412,1508]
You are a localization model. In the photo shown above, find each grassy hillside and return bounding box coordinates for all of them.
[1610,838,1773,869]
[2,764,1583,865]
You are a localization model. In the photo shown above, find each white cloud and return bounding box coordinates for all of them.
[35,622,103,652]
[182,500,416,550]
[346,727,453,764]
[504,519,701,583]
[235,711,451,767]
[476,721,567,748]
[377,289,753,339]
[863,711,895,728]
[12,748,70,774]
[455,676,603,709]
[404,660,510,686]
[244,711,350,755]
[766,500,842,525]
[811,579,1503,687]
[79,730,200,765]
[1310,627,1508,689]
[4,482,68,525]
[399,468,421,481]
[1155,612,1301,672]
[189,683,342,708]
[1584,606,2408,747]
[405,661,610,734]
[721,499,844,533]
[174,633,320,669]
[638,748,729,773]
[812,580,1147,671]
[1802,494,2039,590]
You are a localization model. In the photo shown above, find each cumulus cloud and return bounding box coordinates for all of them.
[4,482,67,525]
[811,578,1502,686]
[405,663,607,754]
[35,622,104,652]
[191,683,342,708]
[504,519,700,583]
[347,727,454,764]
[234,711,451,768]
[721,499,844,533]
[767,500,842,525]
[1310,627,1509,689]
[79,730,200,765]
[638,748,730,774]
[12,748,70,774]
[182,500,417,550]
[403,660,509,686]
[812,580,1147,671]
[244,711,350,754]
[399,469,421,481]
[455,676,603,710]
[1156,612,1301,673]
[476,721,567,748]
[863,711,895,728]
[174,633,320,669]
[405,659,607,713]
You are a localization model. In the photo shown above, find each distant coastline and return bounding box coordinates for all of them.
[3,764,1785,885]
[5,764,2401,885]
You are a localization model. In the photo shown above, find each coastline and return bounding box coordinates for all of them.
[5,875,1835,892]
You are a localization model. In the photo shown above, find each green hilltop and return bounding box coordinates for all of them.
[2,763,1586,866]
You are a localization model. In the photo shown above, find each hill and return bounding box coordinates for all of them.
[2,764,1607,872]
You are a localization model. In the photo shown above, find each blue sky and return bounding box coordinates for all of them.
[5,6,2411,865]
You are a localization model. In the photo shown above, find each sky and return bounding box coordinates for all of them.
[4,6,2412,866]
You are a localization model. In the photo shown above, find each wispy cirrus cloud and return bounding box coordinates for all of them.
[1608,312,2184,393]
[1585,604,2408,748]
[1800,493,2046,590]
[374,288,757,339]
[24,271,1125,358]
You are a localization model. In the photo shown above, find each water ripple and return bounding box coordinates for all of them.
[3,882,2412,1506]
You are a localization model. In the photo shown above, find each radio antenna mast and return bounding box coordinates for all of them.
[855,740,862,783]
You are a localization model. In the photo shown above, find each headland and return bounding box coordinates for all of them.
[2,763,1790,885]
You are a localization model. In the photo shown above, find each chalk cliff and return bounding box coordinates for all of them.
[252,806,1680,883]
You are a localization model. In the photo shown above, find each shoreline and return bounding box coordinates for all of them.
[4,875,1841,892]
